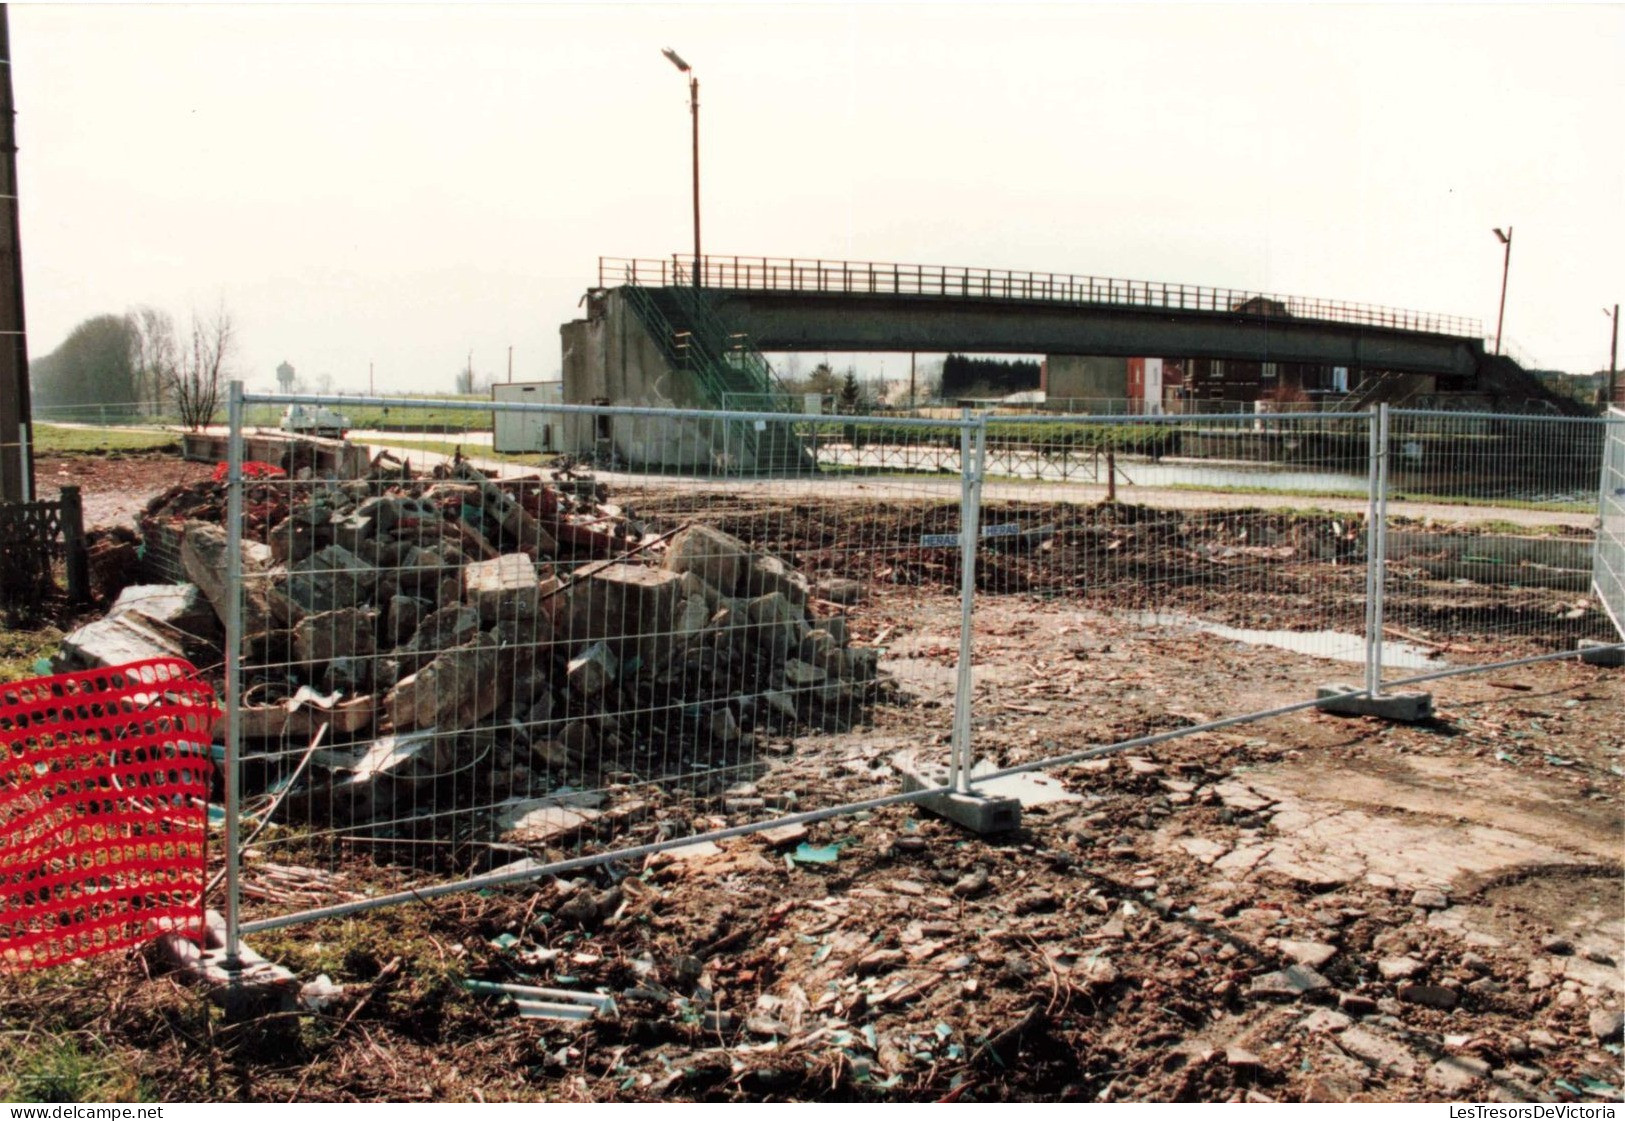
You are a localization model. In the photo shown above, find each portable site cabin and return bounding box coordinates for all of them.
[491,381,565,453]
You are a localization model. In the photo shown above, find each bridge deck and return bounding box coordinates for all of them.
[601,255,1483,341]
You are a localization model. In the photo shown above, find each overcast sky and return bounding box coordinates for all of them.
[13,2,1625,393]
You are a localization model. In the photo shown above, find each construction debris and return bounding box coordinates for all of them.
[62,458,884,842]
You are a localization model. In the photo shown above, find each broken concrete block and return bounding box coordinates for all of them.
[107,583,217,638]
[386,638,506,732]
[842,646,881,682]
[782,658,827,687]
[553,563,683,659]
[387,595,431,646]
[747,592,805,663]
[567,641,618,698]
[556,720,596,761]
[674,594,711,646]
[293,607,378,665]
[677,570,723,609]
[664,524,749,596]
[322,656,371,695]
[356,495,441,536]
[464,554,540,623]
[181,519,274,635]
[330,512,376,554]
[709,706,740,744]
[814,577,863,605]
[273,544,378,622]
[396,605,481,672]
[742,553,810,606]
[761,690,799,721]
[451,463,557,555]
[530,739,571,769]
[61,611,191,668]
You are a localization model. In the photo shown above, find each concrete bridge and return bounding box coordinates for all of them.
[561,255,1573,471]
[597,255,1490,378]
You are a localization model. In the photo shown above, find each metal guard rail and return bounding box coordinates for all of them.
[600,255,1484,340]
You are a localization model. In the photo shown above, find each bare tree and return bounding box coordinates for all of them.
[170,305,234,430]
[128,305,178,407]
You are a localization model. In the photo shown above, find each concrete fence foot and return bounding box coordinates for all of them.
[1315,684,1434,722]
[894,751,1021,835]
[1577,640,1625,667]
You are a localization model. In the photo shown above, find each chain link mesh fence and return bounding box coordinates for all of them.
[223,396,973,938]
[1378,410,1614,683]
[211,395,1623,947]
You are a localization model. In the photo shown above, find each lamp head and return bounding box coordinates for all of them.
[1493,227,1511,245]
[662,48,691,73]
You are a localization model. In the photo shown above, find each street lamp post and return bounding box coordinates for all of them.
[662,48,701,288]
[1492,226,1513,357]
[1606,303,1619,408]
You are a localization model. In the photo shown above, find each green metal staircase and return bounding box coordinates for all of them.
[619,278,814,474]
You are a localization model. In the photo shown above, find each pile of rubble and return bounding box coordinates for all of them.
[62,458,883,835]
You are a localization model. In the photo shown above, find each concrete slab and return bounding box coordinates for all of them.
[107,583,216,636]
[61,611,190,668]
[893,750,1021,834]
[1315,683,1434,722]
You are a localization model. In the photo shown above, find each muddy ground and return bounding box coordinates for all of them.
[1,451,1620,1103]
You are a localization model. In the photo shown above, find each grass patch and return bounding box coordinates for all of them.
[0,1032,146,1102]
[1387,491,1593,515]
[1162,481,1592,514]
[360,436,557,468]
[243,395,493,432]
[0,623,60,683]
[33,425,181,456]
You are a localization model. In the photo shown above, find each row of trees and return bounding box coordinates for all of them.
[29,306,235,428]
[940,353,1041,397]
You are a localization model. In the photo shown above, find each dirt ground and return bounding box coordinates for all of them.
[33,453,215,529]
[2,451,1621,1103]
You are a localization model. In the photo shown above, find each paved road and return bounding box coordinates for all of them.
[357,438,1597,530]
[39,421,1595,530]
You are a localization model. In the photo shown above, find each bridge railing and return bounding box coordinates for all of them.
[598,255,1483,339]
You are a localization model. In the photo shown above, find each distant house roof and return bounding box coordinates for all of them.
[1231,296,1291,318]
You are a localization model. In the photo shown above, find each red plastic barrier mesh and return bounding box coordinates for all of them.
[0,658,219,970]
[212,460,285,482]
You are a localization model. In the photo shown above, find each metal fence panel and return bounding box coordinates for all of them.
[1376,410,1613,686]
[958,410,1383,777]
[208,392,1622,950]
[221,391,970,947]
[1596,408,1625,639]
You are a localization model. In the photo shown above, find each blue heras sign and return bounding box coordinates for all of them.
[918,523,1023,548]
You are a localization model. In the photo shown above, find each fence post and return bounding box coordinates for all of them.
[223,380,245,971]
[1361,407,1380,695]
[58,484,89,604]
[948,410,986,794]
[1362,405,1392,697]
[1370,404,1392,695]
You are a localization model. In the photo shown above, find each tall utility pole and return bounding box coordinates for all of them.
[1607,303,1619,407]
[507,345,513,384]
[0,5,32,502]
[368,361,374,396]
[1492,226,1513,357]
[662,49,701,287]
